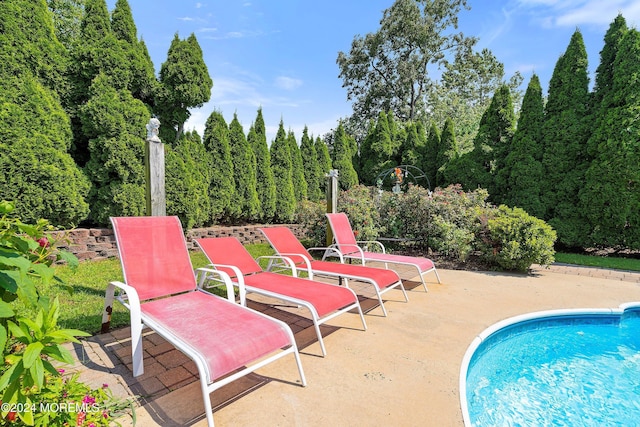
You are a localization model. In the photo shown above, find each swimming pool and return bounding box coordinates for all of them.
[460,302,640,426]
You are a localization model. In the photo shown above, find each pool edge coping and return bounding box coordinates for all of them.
[458,301,640,426]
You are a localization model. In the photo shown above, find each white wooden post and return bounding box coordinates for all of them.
[145,118,166,216]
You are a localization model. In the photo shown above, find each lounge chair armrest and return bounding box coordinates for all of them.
[195,267,236,303]
[204,263,248,306]
[106,280,141,313]
[356,240,386,253]
[272,252,314,279]
[104,281,144,376]
[309,247,345,263]
[256,255,299,277]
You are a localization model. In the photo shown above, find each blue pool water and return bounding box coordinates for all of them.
[462,305,640,427]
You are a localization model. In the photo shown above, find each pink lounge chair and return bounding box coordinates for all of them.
[195,237,367,357]
[325,212,441,291]
[259,226,408,317]
[103,216,306,427]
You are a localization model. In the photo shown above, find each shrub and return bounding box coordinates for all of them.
[295,200,327,247]
[337,185,381,242]
[478,205,556,271]
[0,75,90,228]
[0,201,131,425]
[377,185,487,261]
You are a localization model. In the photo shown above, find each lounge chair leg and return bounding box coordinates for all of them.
[313,322,327,357]
[357,303,368,331]
[377,293,388,317]
[399,282,409,303]
[434,268,442,284]
[293,348,307,386]
[419,268,429,292]
[200,377,215,427]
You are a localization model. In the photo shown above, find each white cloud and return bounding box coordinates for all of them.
[195,3,203,9]
[177,16,195,22]
[275,76,303,91]
[516,0,640,28]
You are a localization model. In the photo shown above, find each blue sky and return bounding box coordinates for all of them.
[107,1,640,142]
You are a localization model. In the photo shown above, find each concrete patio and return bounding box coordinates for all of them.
[65,264,640,426]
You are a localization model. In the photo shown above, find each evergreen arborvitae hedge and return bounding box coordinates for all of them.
[579,28,640,249]
[423,121,440,190]
[166,131,212,229]
[249,109,276,221]
[203,110,237,221]
[540,30,591,247]
[500,74,545,219]
[288,130,308,201]
[315,136,332,196]
[81,74,149,225]
[0,74,90,227]
[300,127,323,201]
[332,122,359,190]
[229,114,260,221]
[271,121,296,222]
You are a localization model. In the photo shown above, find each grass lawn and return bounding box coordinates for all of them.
[555,252,640,272]
[15,243,277,335]
[15,245,640,337]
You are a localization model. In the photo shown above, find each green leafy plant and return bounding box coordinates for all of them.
[0,200,131,425]
[478,205,556,271]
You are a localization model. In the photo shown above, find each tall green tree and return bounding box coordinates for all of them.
[300,127,323,201]
[400,121,425,166]
[156,33,212,144]
[271,120,296,222]
[68,0,128,165]
[166,131,212,229]
[315,136,332,197]
[422,121,440,190]
[1,0,67,96]
[540,30,590,247]
[332,122,358,190]
[579,27,640,248]
[203,110,237,221]
[447,85,515,196]
[249,108,276,221]
[0,74,90,227]
[287,130,308,201]
[337,0,476,126]
[500,74,545,218]
[80,73,149,225]
[587,14,628,156]
[359,111,397,184]
[111,0,156,107]
[437,117,460,187]
[229,113,260,220]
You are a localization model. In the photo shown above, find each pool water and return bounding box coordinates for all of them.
[463,307,640,426]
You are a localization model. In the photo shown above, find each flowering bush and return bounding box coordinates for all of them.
[337,185,381,242]
[0,201,131,425]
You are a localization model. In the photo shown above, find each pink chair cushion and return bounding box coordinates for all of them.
[141,291,292,382]
[260,227,312,265]
[326,213,362,255]
[196,237,263,277]
[243,272,356,318]
[112,216,196,301]
[356,251,435,272]
[308,260,401,290]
